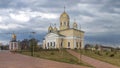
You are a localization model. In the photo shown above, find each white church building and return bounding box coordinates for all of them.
[9,33,19,50]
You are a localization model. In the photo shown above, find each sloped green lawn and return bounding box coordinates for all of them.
[18,49,93,67]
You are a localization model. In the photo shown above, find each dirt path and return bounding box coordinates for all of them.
[0,50,88,68]
[67,49,119,68]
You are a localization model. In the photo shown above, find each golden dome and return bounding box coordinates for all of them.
[48,25,53,32]
[12,33,16,39]
[60,12,69,19]
[73,21,78,29]
[53,27,58,32]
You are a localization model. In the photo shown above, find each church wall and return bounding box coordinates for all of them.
[9,42,19,50]
[59,29,73,36]
[43,40,46,49]
[58,29,84,49]
[69,39,74,49]
[59,29,84,37]
[56,38,61,48]
[43,31,85,49]
[62,37,75,49]
[73,30,84,37]
[73,30,84,49]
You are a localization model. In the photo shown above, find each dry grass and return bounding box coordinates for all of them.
[74,49,120,67]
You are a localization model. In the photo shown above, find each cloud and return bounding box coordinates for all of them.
[0,16,3,22]
[10,13,30,22]
[0,0,120,46]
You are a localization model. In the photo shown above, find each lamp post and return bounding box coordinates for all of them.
[31,32,36,56]
[61,38,63,56]
[79,24,82,62]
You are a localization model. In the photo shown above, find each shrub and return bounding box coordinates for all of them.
[109,54,114,57]
[94,51,102,56]
[50,52,54,55]
[106,52,109,55]
[97,51,102,56]
[69,58,76,63]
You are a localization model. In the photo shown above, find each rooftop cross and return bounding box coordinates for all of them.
[64,6,66,12]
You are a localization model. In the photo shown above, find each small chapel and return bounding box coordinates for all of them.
[9,33,19,50]
[43,8,85,49]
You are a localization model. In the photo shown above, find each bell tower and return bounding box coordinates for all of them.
[59,7,70,30]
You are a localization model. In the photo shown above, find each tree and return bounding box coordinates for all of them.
[84,44,92,50]
[95,44,99,50]
[29,38,39,52]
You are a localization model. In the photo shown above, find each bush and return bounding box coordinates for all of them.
[106,52,109,55]
[69,58,76,63]
[109,54,114,57]
[40,49,59,51]
[74,48,77,50]
[94,51,102,56]
[97,51,102,56]
[50,52,54,55]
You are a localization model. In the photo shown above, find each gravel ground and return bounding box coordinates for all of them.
[0,51,88,68]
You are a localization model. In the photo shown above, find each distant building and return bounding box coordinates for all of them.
[9,33,18,50]
[43,8,85,49]
[100,46,113,51]
[84,44,114,51]
[116,47,120,51]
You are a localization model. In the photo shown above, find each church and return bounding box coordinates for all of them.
[9,33,19,50]
[43,8,85,49]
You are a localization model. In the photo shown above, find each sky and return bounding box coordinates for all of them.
[0,0,120,47]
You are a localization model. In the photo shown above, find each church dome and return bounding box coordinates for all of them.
[73,21,78,29]
[60,12,69,20]
[53,27,58,32]
[59,11,70,30]
[48,25,53,32]
[12,33,16,39]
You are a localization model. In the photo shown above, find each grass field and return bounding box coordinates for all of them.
[74,49,120,67]
[18,49,93,67]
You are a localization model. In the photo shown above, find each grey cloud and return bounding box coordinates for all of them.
[0,0,120,46]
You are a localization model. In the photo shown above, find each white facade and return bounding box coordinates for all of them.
[9,42,18,50]
[44,33,61,49]
[43,32,84,49]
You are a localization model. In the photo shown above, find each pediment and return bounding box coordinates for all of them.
[45,33,59,38]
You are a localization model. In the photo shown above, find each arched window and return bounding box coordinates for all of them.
[54,42,55,47]
[64,22,66,25]
[50,42,52,46]
[60,42,62,48]
[60,22,62,26]
[68,42,70,48]
[76,42,78,48]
